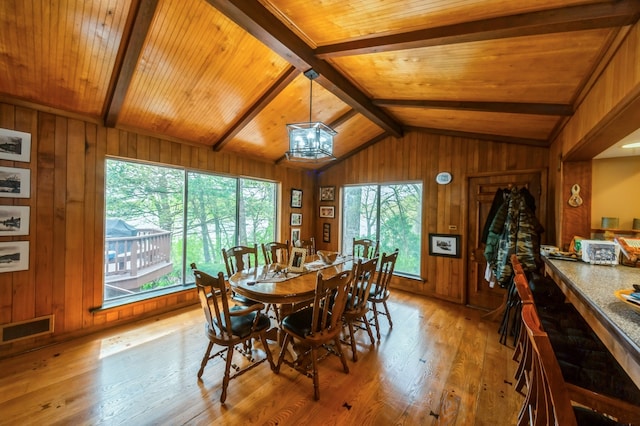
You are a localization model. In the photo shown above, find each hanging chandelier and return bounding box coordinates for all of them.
[285,69,337,162]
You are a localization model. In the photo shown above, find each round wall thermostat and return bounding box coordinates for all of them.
[436,172,452,185]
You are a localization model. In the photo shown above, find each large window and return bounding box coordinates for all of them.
[342,183,422,276]
[104,159,276,303]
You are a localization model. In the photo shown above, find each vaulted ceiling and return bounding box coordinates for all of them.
[1,0,638,169]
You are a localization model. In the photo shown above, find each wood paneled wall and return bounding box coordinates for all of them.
[550,21,640,249]
[0,103,315,358]
[316,129,549,302]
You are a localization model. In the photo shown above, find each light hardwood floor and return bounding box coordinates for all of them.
[0,290,523,425]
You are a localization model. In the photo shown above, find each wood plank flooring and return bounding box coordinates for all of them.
[0,290,523,425]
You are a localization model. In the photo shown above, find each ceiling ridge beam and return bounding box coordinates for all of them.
[104,0,160,127]
[212,66,300,151]
[205,0,403,138]
[316,1,640,58]
[373,99,573,116]
[405,126,549,147]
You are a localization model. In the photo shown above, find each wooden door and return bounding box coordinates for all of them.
[466,172,544,311]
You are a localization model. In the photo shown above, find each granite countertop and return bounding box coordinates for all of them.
[544,258,640,354]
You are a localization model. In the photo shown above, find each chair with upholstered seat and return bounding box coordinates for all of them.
[261,241,290,266]
[367,249,398,340]
[275,269,353,400]
[352,238,379,259]
[519,304,640,425]
[342,256,378,361]
[191,267,274,403]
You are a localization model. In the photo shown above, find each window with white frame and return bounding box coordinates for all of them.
[104,158,276,303]
[342,183,422,276]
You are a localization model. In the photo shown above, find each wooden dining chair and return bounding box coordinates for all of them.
[352,238,379,259]
[261,240,290,265]
[191,267,274,403]
[519,304,640,425]
[275,269,353,400]
[367,249,398,340]
[222,244,260,306]
[296,237,316,255]
[342,256,378,361]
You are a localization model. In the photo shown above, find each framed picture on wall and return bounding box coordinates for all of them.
[291,188,302,208]
[0,166,30,198]
[323,223,331,243]
[290,213,302,226]
[0,206,30,236]
[319,205,334,218]
[428,233,461,258]
[0,128,31,162]
[0,241,29,273]
[291,228,301,244]
[319,186,335,201]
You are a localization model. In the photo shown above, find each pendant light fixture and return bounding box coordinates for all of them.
[285,69,337,162]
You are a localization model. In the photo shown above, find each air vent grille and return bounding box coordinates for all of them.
[1,315,54,344]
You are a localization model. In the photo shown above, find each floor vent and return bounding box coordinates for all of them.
[1,315,54,344]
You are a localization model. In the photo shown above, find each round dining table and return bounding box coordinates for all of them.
[228,255,355,306]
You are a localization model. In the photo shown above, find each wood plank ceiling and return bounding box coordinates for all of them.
[0,0,638,170]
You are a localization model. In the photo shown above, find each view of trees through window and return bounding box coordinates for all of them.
[104,159,276,302]
[342,183,422,276]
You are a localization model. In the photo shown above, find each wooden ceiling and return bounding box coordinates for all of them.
[1,0,638,169]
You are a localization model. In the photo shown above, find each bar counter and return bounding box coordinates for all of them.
[543,257,640,389]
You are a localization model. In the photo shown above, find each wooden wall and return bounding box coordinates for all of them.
[316,129,550,302]
[550,21,640,249]
[0,103,315,358]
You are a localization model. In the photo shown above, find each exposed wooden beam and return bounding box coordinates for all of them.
[373,100,573,116]
[212,66,300,151]
[316,1,640,58]
[318,132,390,173]
[406,126,550,147]
[205,0,404,138]
[103,0,160,127]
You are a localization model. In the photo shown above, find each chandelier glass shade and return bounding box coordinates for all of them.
[285,70,337,162]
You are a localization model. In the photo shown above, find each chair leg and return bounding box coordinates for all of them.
[275,333,291,373]
[220,346,235,403]
[348,322,358,362]
[371,303,382,341]
[361,314,375,345]
[311,347,320,401]
[259,333,276,371]
[333,337,350,374]
[382,300,393,328]
[198,341,214,378]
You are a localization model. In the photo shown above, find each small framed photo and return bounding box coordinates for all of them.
[291,188,302,208]
[291,228,301,244]
[320,186,335,201]
[0,206,30,236]
[288,247,306,273]
[0,241,29,273]
[429,233,461,258]
[319,205,335,218]
[0,166,30,198]
[290,213,302,226]
[0,128,31,162]
[323,223,331,243]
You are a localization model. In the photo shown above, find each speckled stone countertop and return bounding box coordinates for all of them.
[543,257,640,388]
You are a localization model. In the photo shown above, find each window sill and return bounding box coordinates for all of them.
[91,283,196,313]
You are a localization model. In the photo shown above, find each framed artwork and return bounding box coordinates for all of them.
[291,228,301,244]
[288,247,306,273]
[290,188,302,208]
[323,223,331,243]
[0,206,30,236]
[319,205,335,218]
[0,241,29,273]
[0,128,31,162]
[428,233,461,258]
[0,167,30,198]
[290,213,302,226]
[319,186,335,201]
